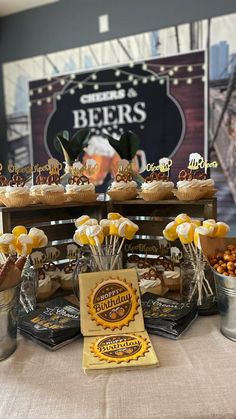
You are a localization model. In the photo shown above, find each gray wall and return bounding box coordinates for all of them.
[1,0,236,164]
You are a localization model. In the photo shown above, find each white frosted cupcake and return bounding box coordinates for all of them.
[174,178,205,201]
[140,178,174,201]
[139,277,162,295]
[0,186,8,205]
[107,174,137,201]
[5,185,31,207]
[37,272,52,299]
[162,267,180,291]
[60,266,74,290]
[199,178,216,198]
[65,182,96,203]
[41,184,65,205]
[30,185,44,203]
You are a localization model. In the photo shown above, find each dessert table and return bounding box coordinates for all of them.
[1,316,236,419]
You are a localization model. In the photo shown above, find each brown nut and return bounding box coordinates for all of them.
[216,266,225,274]
[227,262,235,271]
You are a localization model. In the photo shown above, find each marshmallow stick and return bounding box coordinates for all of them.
[95,237,104,270]
[90,245,102,271]
[0,252,6,263]
[111,237,125,270]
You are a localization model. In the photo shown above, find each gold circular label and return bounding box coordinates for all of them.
[87,277,139,330]
[91,333,149,364]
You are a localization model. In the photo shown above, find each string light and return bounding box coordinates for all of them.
[56,94,61,100]
[30,90,33,96]
[133,79,138,86]
[116,82,121,89]
[202,64,206,70]
[94,84,99,90]
[129,62,134,68]
[115,69,121,77]
[47,76,52,81]
[186,78,192,84]
[160,66,165,71]
[46,97,51,103]
[201,76,206,82]
[169,70,174,76]
[150,75,156,82]
[173,79,179,85]
[70,74,76,80]
[159,78,165,84]
[91,73,97,80]
[70,88,75,95]
[128,74,133,81]
[38,88,43,94]
[78,83,83,89]
[47,85,52,91]
[174,66,179,71]
[187,65,193,72]
[60,79,65,85]
[37,100,42,105]
[142,63,147,70]
[142,78,148,84]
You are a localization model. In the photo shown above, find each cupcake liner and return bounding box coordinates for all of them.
[173,188,205,201]
[41,193,65,205]
[139,189,174,201]
[3,195,33,208]
[60,280,73,291]
[107,188,137,201]
[200,188,217,199]
[66,191,97,203]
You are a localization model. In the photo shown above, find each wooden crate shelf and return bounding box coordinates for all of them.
[0,198,217,261]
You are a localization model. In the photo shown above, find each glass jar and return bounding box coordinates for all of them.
[19,257,38,315]
[180,260,198,304]
[72,249,122,303]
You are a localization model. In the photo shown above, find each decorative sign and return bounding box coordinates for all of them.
[29,51,206,188]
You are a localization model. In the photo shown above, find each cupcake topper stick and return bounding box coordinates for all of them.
[159,158,172,178]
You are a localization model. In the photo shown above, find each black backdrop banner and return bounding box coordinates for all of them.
[30,50,205,187]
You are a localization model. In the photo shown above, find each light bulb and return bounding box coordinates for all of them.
[60,79,65,85]
[78,83,83,89]
[160,66,165,72]
[187,65,193,72]
[115,69,121,77]
[187,78,192,84]
[37,99,42,105]
[116,82,121,89]
[91,73,97,80]
[38,88,42,94]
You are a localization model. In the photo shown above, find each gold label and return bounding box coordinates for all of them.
[87,277,139,330]
[91,333,149,363]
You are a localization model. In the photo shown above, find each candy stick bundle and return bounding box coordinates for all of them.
[163,213,230,305]
[73,213,139,271]
[0,225,48,291]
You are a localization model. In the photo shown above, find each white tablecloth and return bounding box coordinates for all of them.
[1,316,236,419]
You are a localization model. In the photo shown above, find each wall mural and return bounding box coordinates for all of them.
[2,12,236,221]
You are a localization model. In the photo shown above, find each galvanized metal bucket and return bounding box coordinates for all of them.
[0,282,21,360]
[213,271,236,341]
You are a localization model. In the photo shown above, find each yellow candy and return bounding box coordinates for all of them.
[194,226,209,249]
[100,219,111,236]
[86,226,104,246]
[176,222,194,244]
[118,220,139,240]
[107,213,122,220]
[74,215,90,228]
[191,219,201,227]
[28,228,48,248]
[83,219,98,226]
[109,220,123,236]
[73,225,89,246]
[213,222,230,238]
[202,219,216,237]
[16,234,33,255]
[12,225,27,238]
[0,233,16,254]
[175,214,191,225]
[163,221,178,241]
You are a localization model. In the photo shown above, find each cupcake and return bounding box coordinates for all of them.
[139,268,163,295]
[0,186,8,205]
[41,183,65,205]
[65,175,96,203]
[43,262,61,281]
[162,267,181,291]
[30,184,44,204]
[198,178,217,198]
[5,185,31,207]
[140,172,174,201]
[107,172,137,201]
[60,263,75,291]
[173,169,206,201]
[37,270,52,299]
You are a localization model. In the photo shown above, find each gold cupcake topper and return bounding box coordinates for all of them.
[146,158,172,176]
[48,158,62,176]
[188,153,218,172]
